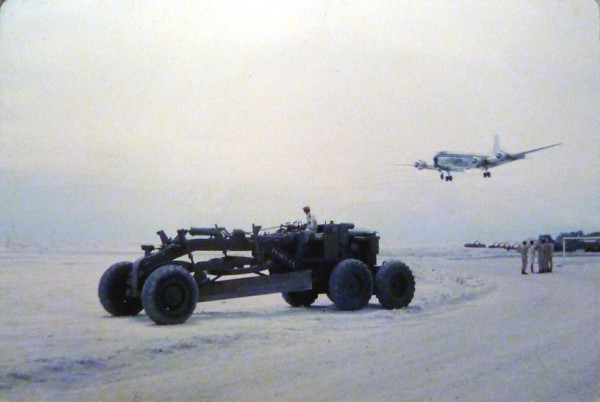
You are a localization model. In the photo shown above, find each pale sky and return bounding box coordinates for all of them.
[1,0,599,246]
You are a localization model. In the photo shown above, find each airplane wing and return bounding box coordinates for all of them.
[413,160,438,171]
[482,142,562,169]
[390,161,438,170]
[393,160,467,173]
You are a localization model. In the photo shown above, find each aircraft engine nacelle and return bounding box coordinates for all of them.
[414,160,428,170]
[495,151,509,161]
[471,157,481,166]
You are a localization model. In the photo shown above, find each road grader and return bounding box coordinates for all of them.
[98,221,415,325]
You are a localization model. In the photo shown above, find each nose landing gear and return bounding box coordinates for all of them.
[440,172,453,181]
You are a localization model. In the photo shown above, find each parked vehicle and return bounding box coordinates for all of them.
[98,221,416,325]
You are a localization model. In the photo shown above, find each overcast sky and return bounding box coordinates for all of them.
[1,1,599,247]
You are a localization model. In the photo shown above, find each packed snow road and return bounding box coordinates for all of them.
[0,247,598,401]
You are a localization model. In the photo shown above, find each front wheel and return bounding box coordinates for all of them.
[98,261,143,317]
[142,265,199,325]
[375,261,415,309]
[329,259,373,311]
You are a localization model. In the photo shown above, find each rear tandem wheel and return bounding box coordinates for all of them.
[375,260,415,309]
[328,258,374,311]
[282,290,318,307]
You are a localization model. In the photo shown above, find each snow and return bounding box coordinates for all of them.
[0,245,598,401]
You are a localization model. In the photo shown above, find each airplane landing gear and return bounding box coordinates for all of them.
[483,172,491,178]
[440,172,453,182]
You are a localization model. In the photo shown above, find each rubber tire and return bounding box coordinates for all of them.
[98,261,143,316]
[282,290,318,307]
[375,261,415,309]
[142,265,199,325]
[329,259,373,311]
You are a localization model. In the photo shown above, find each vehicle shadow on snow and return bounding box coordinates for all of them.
[182,301,423,324]
[99,267,492,326]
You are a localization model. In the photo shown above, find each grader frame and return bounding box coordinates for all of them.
[98,221,415,325]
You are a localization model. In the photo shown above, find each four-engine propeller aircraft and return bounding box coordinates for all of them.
[408,136,562,181]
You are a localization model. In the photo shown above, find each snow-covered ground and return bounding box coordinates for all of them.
[0,245,598,401]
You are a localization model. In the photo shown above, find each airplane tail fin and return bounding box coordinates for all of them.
[493,135,501,154]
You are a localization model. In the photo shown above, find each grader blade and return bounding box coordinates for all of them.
[198,270,313,302]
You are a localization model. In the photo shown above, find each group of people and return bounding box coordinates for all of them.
[516,239,554,275]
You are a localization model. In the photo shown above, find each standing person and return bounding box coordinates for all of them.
[538,239,547,273]
[528,240,536,273]
[516,241,529,275]
[545,240,555,273]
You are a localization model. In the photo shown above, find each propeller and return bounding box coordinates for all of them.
[414,160,428,170]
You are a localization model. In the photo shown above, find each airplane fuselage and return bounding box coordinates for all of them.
[434,152,486,172]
